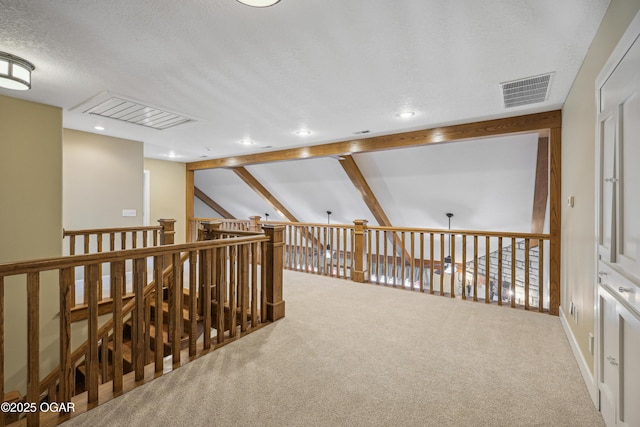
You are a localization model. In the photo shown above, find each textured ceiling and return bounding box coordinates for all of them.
[0,0,609,161]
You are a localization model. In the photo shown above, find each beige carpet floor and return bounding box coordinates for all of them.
[64,270,604,427]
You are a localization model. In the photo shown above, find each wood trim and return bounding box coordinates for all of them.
[531,137,549,234]
[187,110,562,170]
[186,169,195,242]
[194,186,235,219]
[549,127,562,315]
[233,167,298,222]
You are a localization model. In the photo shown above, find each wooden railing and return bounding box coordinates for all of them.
[0,224,285,426]
[62,220,176,310]
[193,217,557,314]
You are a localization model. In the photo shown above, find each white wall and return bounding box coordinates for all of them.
[0,94,63,393]
[143,158,186,244]
[562,0,640,375]
[63,129,143,232]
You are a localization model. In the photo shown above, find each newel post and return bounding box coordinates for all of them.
[198,221,222,241]
[249,216,262,232]
[262,225,285,321]
[158,219,176,245]
[352,219,368,283]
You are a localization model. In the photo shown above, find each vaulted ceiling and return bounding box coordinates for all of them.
[0,0,610,231]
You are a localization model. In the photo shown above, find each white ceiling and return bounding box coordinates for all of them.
[1,0,610,233]
[0,0,609,162]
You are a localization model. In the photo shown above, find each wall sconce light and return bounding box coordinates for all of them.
[0,52,35,91]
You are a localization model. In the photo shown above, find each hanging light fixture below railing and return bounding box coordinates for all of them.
[325,211,332,259]
[444,213,455,274]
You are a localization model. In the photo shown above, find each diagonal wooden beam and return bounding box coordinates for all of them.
[187,110,562,171]
[233,167,299,222]
[338,155,412,263]
[531,137,549,234]
[194,186,235,220]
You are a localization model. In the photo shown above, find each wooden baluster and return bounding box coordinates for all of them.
[86,264,99,404]
[297,227,302,271]
[101,337,109,383]
[330,228,335,277]
[203,249,212,350]
[367,227,373,283]
[111,261,124,393]
[450,234,456,297]
[188,251,197,357]
[83,234,90,254]
[375,230,380,284]
[133,231,138,249]
[121,232,127,250]
[69,235,76,255]
[216,248,226,344]
[27,272,40,427]
[307,227,311,273]
[109,233,115,251]
[461,235,467,300]
[439,233,445,295]
[153,229,158,247]
[401,232,406,287]
[172,252,183,367]
[251,243,258,328]
[239,245,249,333]
[473,236,478,302]
[525,239,530,310]
[539,241,545,312]
[511,237,516,308]
[229,247,237,338]
[485,236,490,303]
[132,258,146,382]
[419,233,425,292]
[429,233,434,294]
[498,237,503,306]
[410,232,415,290]
[383,231,388,284]
[59,268,72,407]
[144,296,151,365]
[142,230,148,248]
[153,256,164,371]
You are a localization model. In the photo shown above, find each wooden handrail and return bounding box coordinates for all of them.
[62,225,162,236]
[0,235,269,276]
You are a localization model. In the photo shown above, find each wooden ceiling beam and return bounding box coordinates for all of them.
[194,186,235,220]
[531,137,549,234]
[232,167,299,222]
[187,110,562,171]
[338,155,411,262]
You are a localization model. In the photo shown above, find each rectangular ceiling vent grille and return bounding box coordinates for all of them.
[500,73,553,108]
[71,91,193,130]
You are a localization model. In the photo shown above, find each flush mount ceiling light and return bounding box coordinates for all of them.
[94,125,105,131]
[239,138,255,145]
[0,51,35,91]
[236,0,281,7]
[296,130,311,136]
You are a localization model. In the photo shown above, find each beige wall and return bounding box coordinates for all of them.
[562,0,640,372]
[63,129,144,231]
[143,158,186,244]
[0,94,63,392]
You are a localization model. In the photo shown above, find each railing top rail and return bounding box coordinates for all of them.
[191,217,251,223]
[367,225,550,240]
[207,229,264,237]
[265,221,354,230]
[63,225,163,236]
[0,234,269,276]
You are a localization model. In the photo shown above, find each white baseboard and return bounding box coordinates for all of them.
[560,307,598,407]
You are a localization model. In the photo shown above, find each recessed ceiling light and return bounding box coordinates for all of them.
[239,139,255,145]
[94,125,105,131]
[296,130,311,136]
[166,151,182,159]
[395,111,415,119]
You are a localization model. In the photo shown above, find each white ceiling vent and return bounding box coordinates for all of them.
[500,73,553,108]
[70,91,194,130]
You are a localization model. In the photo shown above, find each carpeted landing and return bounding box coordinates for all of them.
[64,270,605,427]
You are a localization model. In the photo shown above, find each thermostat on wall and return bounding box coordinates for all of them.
[122,209,137,217]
